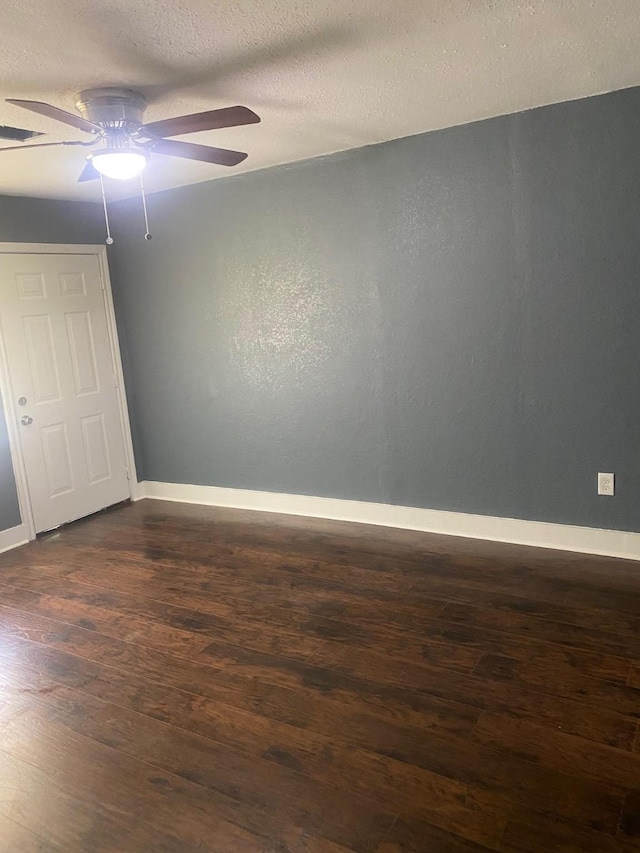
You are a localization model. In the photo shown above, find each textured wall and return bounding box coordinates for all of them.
[105,86,640,532]
[0,195,105,531]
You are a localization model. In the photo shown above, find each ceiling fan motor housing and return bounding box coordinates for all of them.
[75,88,147,132]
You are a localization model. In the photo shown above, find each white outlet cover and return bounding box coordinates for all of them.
[597,473,615,496]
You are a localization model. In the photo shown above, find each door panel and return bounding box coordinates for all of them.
[41,422,74,496]
[0,253,130,533]
[66,311,100,395]
[24,314,61,403]
[80,413,111,484]
[16,272,46,299]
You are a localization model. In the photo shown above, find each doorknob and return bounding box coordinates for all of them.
[20,415,33,426]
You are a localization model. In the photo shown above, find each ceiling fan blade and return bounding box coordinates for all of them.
[6,99,102,134]
[151,138,247,166]
[141,106,260,139]
[0,125,44,142]
[78,160,100,182]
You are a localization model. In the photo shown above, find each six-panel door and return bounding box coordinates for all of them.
[0,253,130,533]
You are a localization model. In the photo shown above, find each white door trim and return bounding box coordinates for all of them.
[0,242,139,541]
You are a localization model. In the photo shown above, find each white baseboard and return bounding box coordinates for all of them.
[0,523,28,555]
[138,481,640,561]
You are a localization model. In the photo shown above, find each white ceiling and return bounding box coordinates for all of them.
[1,0,640,202]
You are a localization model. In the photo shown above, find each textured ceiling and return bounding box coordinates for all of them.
[1,0,640,202]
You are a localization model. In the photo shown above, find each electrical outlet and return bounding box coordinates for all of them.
[597,473,615,496]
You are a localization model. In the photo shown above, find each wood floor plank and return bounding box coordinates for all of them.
[628,663,640,689]
[0,640,627,837]
[22,682,506,847]
[13,528,579,610]
[0,593,481,704]
[444,591,640,641]
[0,632,481,749]
[0,575,450,670]
[2,670,481,839]
[440,601,640,662]
[499,811,640,853]
[52,573,474,674]
[23,538,419,600]
[295,646,638,750]
[2,705,391,852]
[0,603,324,693]
[0,560,447,638]
[429,616,634,682]
[296,837,357,853]
[474,712,640,789]
[1,499,640,850]
[2,596,634,751]
[0,553,447,643]
[0,749,210,852]
[376,814,496,852]
[0,813,61,853]
[473,652,640,718]
[566,585,640,616]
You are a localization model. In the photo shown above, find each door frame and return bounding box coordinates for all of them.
[0,242,139,541]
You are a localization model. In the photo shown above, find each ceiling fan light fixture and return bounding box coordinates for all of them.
[91,149,148,180]
[6,91,260,243]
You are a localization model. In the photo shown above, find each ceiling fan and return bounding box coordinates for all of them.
[3,87,260,182]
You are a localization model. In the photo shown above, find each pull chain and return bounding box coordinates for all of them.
[140,172,152,240]
[99,173,114,245]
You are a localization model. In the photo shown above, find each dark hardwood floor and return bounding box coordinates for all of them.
[0,499,639,851]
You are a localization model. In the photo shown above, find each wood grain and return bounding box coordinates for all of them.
[0,498,639,851]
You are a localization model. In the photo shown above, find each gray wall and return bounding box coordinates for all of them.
[107,86,639,532]
[0,195,105,531]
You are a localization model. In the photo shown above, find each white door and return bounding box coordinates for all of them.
[0,252,130,533]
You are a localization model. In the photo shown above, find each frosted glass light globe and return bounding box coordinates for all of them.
[92,151,147,180]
